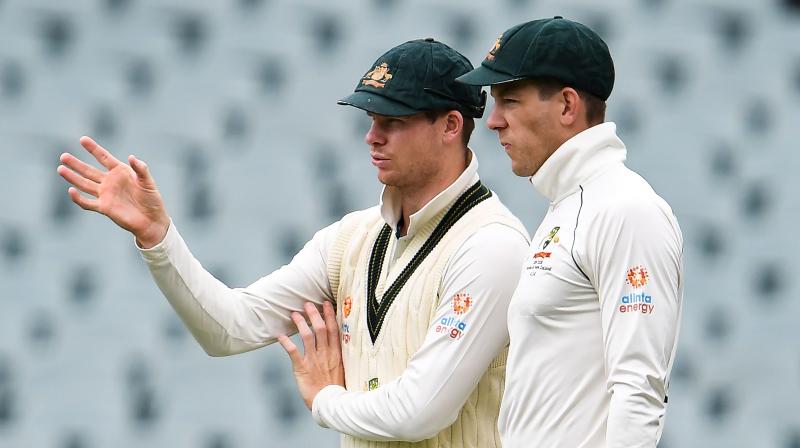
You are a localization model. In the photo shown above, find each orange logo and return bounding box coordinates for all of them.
[533,251,551,259]
[452,293,473,315]
[486,34,502,61]
[626,266,649,289]
[343,296,352,318]
[361,63,393,88]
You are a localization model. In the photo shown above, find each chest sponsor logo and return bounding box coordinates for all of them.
[341,323,351,344]
[525,250,553,276]
[524,226,561,276]
[452,292,472,315]
[619,265,654,315]
[343,296,353,318]
[435,315,468,340]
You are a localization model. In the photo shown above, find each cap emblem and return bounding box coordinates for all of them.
[486,34,502,61]
[361,62,393,88]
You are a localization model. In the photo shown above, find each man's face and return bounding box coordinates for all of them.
[487,80,564,177]
[365,112,444,189]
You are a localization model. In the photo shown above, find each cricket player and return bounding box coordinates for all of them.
[457,17,685,447]
[57,38,529,448]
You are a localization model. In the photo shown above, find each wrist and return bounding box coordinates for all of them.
[135,219,170,249]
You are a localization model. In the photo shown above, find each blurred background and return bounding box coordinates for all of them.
[0,0,798,447]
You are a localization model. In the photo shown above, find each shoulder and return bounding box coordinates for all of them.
[578,168,682,252]
[451,222,530,270]
[472,191,530,239]
[582,166,677,226]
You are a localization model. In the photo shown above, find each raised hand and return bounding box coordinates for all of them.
[278,301,345,410]
[57,136,171,248]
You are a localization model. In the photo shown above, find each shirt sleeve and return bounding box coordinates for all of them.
[138,219,339,356]
[311,223,529,441]
[585,199,684,448]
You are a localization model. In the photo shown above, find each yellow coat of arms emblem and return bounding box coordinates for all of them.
[486,35,502,61]
[361,63,393,88]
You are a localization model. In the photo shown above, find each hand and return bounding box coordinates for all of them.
[56,136,171,248]
[278,301,345,410]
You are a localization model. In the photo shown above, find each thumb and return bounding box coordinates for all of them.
[128,155,157,188]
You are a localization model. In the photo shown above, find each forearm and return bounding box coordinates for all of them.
[140,223,281,355]
[140,221,337,356]
[606,385,666,448]
[312,378,463,442]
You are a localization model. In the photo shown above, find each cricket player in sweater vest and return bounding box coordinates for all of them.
[57,39,529,447]
[458,17,685,447]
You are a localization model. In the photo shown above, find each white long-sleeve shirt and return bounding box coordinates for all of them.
[499,122,684,448]
[139,151,529,441]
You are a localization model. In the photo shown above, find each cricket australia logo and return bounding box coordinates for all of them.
[367,377,380,391]
[361,63,393,88]
[540,226,560,250]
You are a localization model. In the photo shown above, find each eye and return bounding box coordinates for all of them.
[385,117,406,127]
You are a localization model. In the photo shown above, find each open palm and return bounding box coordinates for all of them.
[57,136,170,248]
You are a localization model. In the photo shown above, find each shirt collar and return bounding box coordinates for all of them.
[380,149,480,238]
[530,122,627,203]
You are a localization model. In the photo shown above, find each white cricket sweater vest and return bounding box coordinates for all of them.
[326,193,522,448]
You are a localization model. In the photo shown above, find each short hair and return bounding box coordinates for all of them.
[532,77,607,126]
[423,109,475,148]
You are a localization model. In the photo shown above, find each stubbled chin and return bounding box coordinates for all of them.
[511,161,534,178]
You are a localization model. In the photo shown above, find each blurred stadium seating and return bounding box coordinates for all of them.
[0,0,799,446]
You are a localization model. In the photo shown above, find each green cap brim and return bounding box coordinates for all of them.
[337,91,421,116]
[455,65,524,86]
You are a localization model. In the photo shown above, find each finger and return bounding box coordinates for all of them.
[305,302,328,350]
[57,165,99,197]
[80,136,121,170]
[59,152,104,183]
[323,301,340,352]
[67,187,99,212]
[291,311,315,352]
[128,155,157,189]
[277,335,303,366]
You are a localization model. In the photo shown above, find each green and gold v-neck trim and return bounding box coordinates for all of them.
[366,180,492,343]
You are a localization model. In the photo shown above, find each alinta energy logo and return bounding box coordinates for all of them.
[435,315,468,340]
[343,296,353,318]
[452,292,472,315]
[341,322,351,344]
[626,266,649,288]
[619,265,654,315]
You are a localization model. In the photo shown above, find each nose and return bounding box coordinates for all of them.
[486,105,506,131]
[365,120,386,147]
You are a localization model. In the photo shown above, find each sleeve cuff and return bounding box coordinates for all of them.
[136,220,175,261]
[311,385,347,428]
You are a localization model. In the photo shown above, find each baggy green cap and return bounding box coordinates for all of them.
[338,38,487,118]
[456,16,615,101]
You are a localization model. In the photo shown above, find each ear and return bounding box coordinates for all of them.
[559,87,582,127]
[442,111,464,145]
